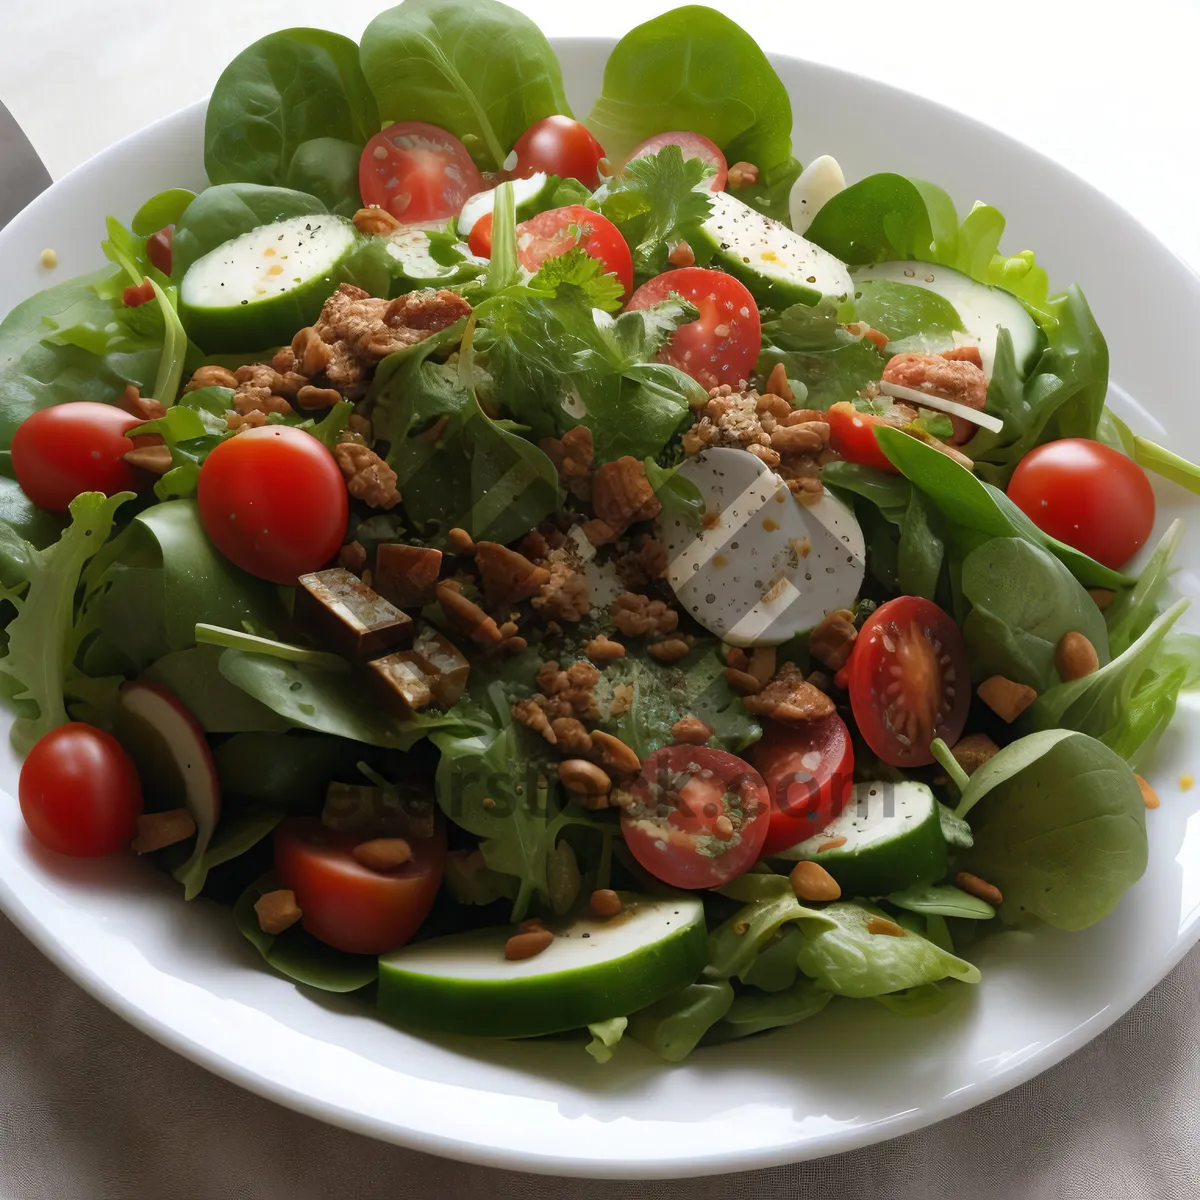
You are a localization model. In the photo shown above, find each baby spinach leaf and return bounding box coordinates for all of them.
[707,878,832,982]
[793,902,981,997]
[644,457,704,530]
[205,29,376,200]
[874,983,952,1017]
[851,279,964,341]
[704,977,832,1043]
[586,7,794,179]
[897,489,946,599]
[955,730,1147,930]
[626,980,734,1063]
[887,883,995,920]
[234,874,377,992]
[285,137,364,217]
[214,732,382,808]
[141,645,291,733]
[132,189,197,236]
[807,174,936,263]
[198,807,284,874]
[360,0,570,172]
[960,537,1110,690]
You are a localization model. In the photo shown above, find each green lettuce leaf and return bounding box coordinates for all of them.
[626,979,734,1062]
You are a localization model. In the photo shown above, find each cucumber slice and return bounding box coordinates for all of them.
[697,190,852,309]
[774,780,948,896]
[385,227,486,290]
[377,892,706,1038]
[179,213,359,352]
[456,173,558,237]
[849,260,1041,378]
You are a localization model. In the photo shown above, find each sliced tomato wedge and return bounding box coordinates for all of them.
[621,746,770,889]
[845,596,970,768]
[827,402,899,473]
[748,714,855,856]
[626,267,761,390]
[359,121,484,224]
[513,204,633,299]
[623,131,728,191]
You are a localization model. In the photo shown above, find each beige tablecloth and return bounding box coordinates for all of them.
[1,912,1195,1198]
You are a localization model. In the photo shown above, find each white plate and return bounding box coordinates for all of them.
[1,39,1199,1180]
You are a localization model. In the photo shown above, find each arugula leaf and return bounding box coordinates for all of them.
[0,492,132,752]
[360,0,570,172]
[599,146,714,283]
[956,730,1147,930]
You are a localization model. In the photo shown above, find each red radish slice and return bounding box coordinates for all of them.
[119,682,221,898]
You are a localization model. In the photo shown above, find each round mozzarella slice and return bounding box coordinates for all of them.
[661,448,865,647]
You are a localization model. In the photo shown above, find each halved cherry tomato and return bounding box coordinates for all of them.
[621,746,770,889]
[11,401,149,511]
[623,131,728,191]
[197,426,348,585]
[845,596,970,768]
[147,226,172,276]
[1007,437,1155,569]
[625,267,761,390]
[19,723,143,857]
[749,714,854,856]
[826,402,899,473]
[359,121,484,224]
[466,212,495,258]
[511,116,606,189]
[274,817,446,955]
[514,204,633,299]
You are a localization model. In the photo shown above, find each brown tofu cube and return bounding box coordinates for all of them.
[295,568,413,662]
[410,629,471,708]
[368,652,434,716]
[374,543,443,609]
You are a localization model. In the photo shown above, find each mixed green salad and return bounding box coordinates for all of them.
[3,0,1198,1065]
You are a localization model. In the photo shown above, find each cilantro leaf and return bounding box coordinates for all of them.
[527,247,625,313]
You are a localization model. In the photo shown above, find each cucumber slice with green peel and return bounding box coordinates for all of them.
[774,781,948,897]
[385,227,486,290]
[456,172,559,237]
[696,190,853,309]
[179,214,359,352]
[377,892,706,1038]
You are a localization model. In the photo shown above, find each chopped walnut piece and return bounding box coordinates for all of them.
[592,457,661,535]
[950,733,1000,776]
[540,425,595,500]
[513,697,556,743]
[117,384,166,421]
[334,443,401,509]
[291,326,332,378]
[475,541,550,607]
[551,717,594,754]
[609,683,634,718]
[536,659,600,720]
[610,592,679,638]
[255,889,302,935]
[353,206,402,237]
[616,534,668,591]
[225,409,269,432]
[123,445,173,474]
[809,609,858,671]
[184,364,238,393]
[296,384,342,410]
[977,675,1038,723]
[882,351,988,444]
[742,662,836,724]
[229,363,294,416]
[584,634,626,663]
[532,555,590,622]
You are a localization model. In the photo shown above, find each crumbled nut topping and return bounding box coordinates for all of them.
[616,534,668,591]
[531,554,590,622]
[742,661,836,724]
[591,456,661,536]
[610,592,679,638]
[334,443,401,509]
[540,425,595,501]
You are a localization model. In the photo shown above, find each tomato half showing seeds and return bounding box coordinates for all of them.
[197,426,348,585]
[274,817,446,955]
[845,596,970,768]
[359,120,484,224]
[621,746,770,889]
[1007,437,1155,570]
[11,401,150,512]
[625,267,761,391]
[19,723,143,857]
[826,402,900,474]
[749,714,855,857]
[515,205,634,299]
[510,116,606,189]
[623,131,728,192]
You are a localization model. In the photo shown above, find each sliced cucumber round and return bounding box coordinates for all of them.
[385,227,486,290]
[697,190,852,310]
[456,173,558,237]
[774,780,948,897]
[179,213,359,352]
[849,260,1042,378]
[377,892,706,1038]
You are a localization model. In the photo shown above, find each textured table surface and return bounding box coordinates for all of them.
[0,2,1198,1195]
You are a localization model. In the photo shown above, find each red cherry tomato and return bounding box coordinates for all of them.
[826,402,900,474]
[511,116,606,189]
[197,426,348,585]
[466,212,494,258]
[748,714,855,857]
[845,596,970,768]
[359,121,484,224]
[11,401,149,512]
[147,226,172,276]
[513,205,633,300]
[274,817,446,955]
[621,746,770,889]
[623,131,728,191]
[1007,438,1155,569]
[19,723,143,857]
[626,267,761,390]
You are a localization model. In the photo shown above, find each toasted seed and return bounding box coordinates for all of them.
[746,646,777,686]
[789,861,841,902]
[131,808,196,854]
[765,362,794,403]
[590,730,640,776]
[977,674,1038,722]
[351,837,412,871]
[437,582,503,646]
[505,928,555,960]
[589,889,623,918]
[1054,631,1099,682]
[1088,587,1116,610]
[671,716,713,745]
[724,667,763,695]
[255,889,302,936]
[584,634,626,662]
[448,527,475,555]
[519,917,547,933]
[558,758,612,796]
[1135,774,1160,810]
[817,835,847,852]
[955,871,1003,907]
[865,916,907,937]
[123,445,173,474]
[648,637,691,663]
